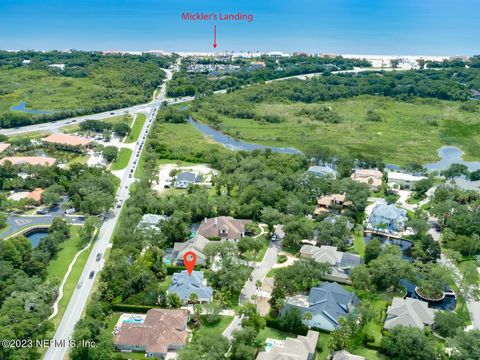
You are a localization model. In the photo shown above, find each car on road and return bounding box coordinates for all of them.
[96,253,102,261]
[89,271,95,279]
[37,209,48,215]
[77,280,83,289]
[129,174,132,178]
[110,112,115,115]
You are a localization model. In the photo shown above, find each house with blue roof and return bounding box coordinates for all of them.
[282,282,359,331]
[368,203,408,233]
[167,270,213,304]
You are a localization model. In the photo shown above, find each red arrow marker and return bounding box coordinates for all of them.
[213,25,217,48]
[183,251,197,275]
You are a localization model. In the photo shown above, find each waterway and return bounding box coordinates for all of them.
[10,101,54,115]
[424,146,480,172]
[400,279,456,311]
[188,118,302,155]
[24,228,49,248]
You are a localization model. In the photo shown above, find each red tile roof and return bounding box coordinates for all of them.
[43,133,92,146]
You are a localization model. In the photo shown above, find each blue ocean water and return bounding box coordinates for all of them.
[0,0,478,54]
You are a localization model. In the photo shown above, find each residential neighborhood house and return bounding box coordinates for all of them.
[114,309,189,358]
[175,171,201,189]
[256,330,319,360]
[384,297,436,330]
[300,245,361,284]
[314,194,350,215]
[351,169,383,191]
[307,165,337,178]
[197,216,252,241]
[282,282,359,331]
[368,204,408,233]
[167,270,213,303]
[387,171,427,189]
[171,234,210,266]
[332,350,366,360]
[137,214,170,232]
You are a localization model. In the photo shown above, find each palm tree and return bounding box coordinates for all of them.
[189,292,199,304]
[303,312,313,328]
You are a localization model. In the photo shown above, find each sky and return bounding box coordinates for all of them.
[0,0,479,55]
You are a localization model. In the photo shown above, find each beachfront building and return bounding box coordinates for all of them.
[351,169,383,191]
[197,216,252,241]
[167,270,213,304]
[0,156,56,167]
[114,309,189,358]
[300,245,361,284]
[42,133,93,152]
[387,171,427,189]
[256,330,319,360]
[282,282,359,331]
[368,204,408,233]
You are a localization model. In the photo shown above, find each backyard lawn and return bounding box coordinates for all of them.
[257,326,295,343]
[125,113,146,143]
[111,148,132,170]
[197,315,233,338]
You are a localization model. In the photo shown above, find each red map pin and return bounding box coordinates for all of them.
[183,251,197,275]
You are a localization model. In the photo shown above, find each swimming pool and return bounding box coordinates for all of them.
[123,318,144,324]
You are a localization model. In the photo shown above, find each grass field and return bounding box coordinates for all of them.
[46,226,94,331]
[257,326,295,343]
[60,114,133,134]
[125,113,146,143]
[197,315,233,338]
[192,95,480,165]
[111,148,132,170]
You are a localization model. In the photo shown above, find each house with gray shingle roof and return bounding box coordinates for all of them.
[175,171,201,189]
[282,282,359,331]
[300,245,361,284]
[332,350,365,360]
[167,270,213,304]
[172,234,210,266]
[384,297,436,330]
[308,165,337,178]
[368,204,407,233]
[256,330,319,360]
[137,214,170,232]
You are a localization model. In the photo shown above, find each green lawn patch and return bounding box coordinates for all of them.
[111,148,132,170]
[197,315,233,338]
[125,113,146,143]
[48,228,94,329]
[352,229,365,257]
[158,275,172,291]
[257,327,295,343]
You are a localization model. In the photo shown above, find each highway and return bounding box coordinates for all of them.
[43,68,173,360]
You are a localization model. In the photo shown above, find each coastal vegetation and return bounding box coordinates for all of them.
[0,51,174,128]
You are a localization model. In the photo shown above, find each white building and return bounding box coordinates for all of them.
[387,171,427,189]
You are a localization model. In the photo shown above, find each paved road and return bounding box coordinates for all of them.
[43,68,173,360]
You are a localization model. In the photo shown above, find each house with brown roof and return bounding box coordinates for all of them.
[197,216,252,241]
[0,143,11,154]
[314,194,350,215]
[351,169,383,191]
[0,156,56,167]
[42,133,93,152]
[114,309,189,358]
[26,188,44,203]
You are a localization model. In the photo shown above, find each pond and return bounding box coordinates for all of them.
[188,118,302,155]
[10,101,54,115]
[424,146,480,172]
[364,233,413,261]
[23,227,49,248]
[400,279,456,311]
